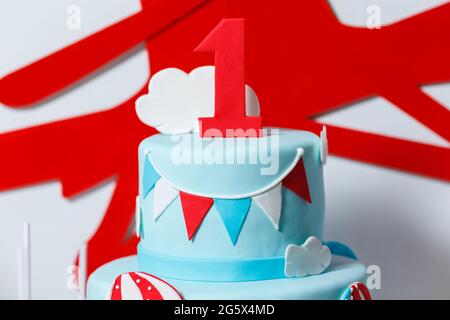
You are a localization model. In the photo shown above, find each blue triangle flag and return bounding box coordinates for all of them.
[214,198,251,245]
[142,156,160,199]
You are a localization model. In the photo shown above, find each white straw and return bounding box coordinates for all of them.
[18,222,31,300]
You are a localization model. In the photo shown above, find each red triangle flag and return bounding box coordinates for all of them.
[179,192,214,240]
[283,158,312,203]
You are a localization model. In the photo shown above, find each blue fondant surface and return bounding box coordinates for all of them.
[87,255,367,300]
[140,187,323,259]
[137,243,286,282]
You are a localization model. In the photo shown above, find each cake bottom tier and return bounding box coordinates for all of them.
[87,255,367,300]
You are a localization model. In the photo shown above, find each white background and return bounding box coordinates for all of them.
[0,0,449,299]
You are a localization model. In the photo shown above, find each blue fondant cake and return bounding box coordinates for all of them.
[87,129,369,300]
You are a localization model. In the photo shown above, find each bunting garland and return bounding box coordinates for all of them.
[141,156,312,244]
[179,192,214,240]
[214,198,252,245]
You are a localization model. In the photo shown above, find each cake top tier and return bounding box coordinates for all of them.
[137,128,325,262]
[140,129,318,200]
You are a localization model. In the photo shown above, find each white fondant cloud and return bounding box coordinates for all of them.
[285,236,332,278]
[135,66,260,134]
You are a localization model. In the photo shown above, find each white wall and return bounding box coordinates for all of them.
[0,0,449,299]
[0,0,148,299]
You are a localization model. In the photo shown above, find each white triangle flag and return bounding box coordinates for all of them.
[252,183,282,229]
[153,178,179,221]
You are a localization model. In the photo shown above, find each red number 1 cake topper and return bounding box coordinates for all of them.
[195,19,262,138]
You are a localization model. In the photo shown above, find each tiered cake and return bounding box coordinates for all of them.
[87,19,370,300]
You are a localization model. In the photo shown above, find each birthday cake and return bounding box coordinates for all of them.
[87,19,371,300]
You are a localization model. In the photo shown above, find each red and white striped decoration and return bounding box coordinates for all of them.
[346,282,372,300]
[107,272,183,300]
